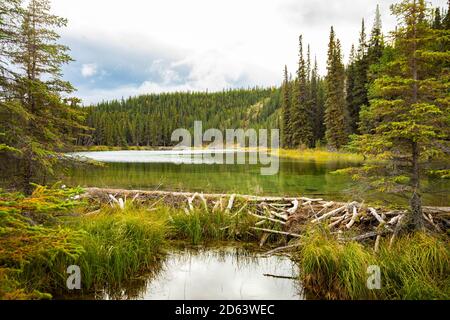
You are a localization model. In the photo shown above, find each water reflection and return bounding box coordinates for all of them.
[93,246,303,300]
[63,151,449,206]
[65,152,359,201]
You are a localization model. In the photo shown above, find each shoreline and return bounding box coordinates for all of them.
[70,146,365,162]
[83,187,450,214]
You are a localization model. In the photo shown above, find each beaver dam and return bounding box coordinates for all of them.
[85,187,450,249]
[61,187,449,300]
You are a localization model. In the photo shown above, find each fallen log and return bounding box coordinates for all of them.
[311,206,346,223]
[263,274,297,280]
[423,213,441,232]
[388,215,402,225]
[287,199,299,214]
[344,231,379,242]
[251,227,301,238]
[226,194,236,212]
[270,210,288,221]
[374,234,381,253]
[329,215,346,228]
[346,205,359,229]
[389,214,405,248]
[249,212,286,225]
[264,243,302,255]
[232,203,248,217]
[369,208,385,224]
[255,220,266,226]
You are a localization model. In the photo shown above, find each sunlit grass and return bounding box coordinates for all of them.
[296,226,450,300]
[73,207,168,290]
[167,205,259,245]
[72,145,365,164]
[275,148,364,163]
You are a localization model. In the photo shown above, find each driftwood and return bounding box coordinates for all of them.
[264,242,302,255]
[263,274,297,280]
[249,212,286,225]
[345,231,379,242]
[346,205,359,229]
[423,213,442,232]
[374,234,381,253]
[251,227,301,238]
[226,194,236,212]
[311,205,346,223]
[329,215,346,228]
[389,214,405,248]
[270,210,288,221]
[369,208,385,224]
[287,199,299,214]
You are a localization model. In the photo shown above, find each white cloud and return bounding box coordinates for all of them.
[81,63,98,78]
[50,0,448,103]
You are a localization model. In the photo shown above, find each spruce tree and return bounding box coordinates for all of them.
[324,27,348,150]
[345,45,358,133]
[352,0,450,230]
[310,57,325,145]
[0,0,22,154]
[444,0,450,29]
[432,8,442,29]
[282,65,292,148]
[368,4,384,68]
[291,35,313,148]
[350,20,370,133]
[2,0,87,193]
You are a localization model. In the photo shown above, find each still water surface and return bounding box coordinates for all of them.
[66,150,449,205]
[78,246,303,300]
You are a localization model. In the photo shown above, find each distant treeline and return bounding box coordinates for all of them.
[78,88,282,147]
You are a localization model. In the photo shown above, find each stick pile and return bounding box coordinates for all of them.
[84,188,450,251]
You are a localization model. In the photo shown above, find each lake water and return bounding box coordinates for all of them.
[66,246,303,300]
[66,150,450,206]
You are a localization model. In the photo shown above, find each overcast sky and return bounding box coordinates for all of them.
[49,0,447,104]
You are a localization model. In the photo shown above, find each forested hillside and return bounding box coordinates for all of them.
[79,88,282,147]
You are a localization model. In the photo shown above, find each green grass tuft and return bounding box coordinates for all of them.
[297,227,450,300]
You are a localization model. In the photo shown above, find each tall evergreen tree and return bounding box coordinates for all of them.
[346,45,358,133]
[2,0,87,193]
[432,7,442,29]
[324,27,348,150]
[306,44,311,82]
[291,35,313,148]
[444,0,450,29]
[281,65,292,148]
[368,4,384,67]
[0,0,22,154]
[349,20,370,133]
[352,0,450,230]
[310,57,325,144]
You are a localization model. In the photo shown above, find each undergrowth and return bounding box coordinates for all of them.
[296,226,449,300]
[1,185,448,300]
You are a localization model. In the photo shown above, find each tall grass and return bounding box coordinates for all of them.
[72,207,168,291]
[298,227,375,299]
[15,207,168,296]
[0,186,169,299]
[378,233,449,299]
[167,205,258,244]
[297,227,450,299]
